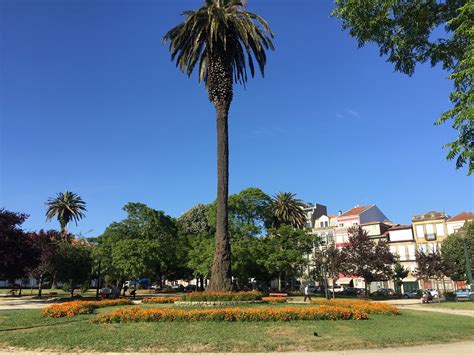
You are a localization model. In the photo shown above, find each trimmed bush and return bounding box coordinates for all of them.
[42,299,133,318]
[180,291,262,302]
[142,297,178,304]
[93,305,367,323]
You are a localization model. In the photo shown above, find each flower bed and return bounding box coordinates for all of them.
[42,299,133,318]
[311,299,400,316]
[180,291,262,302]
[142,297,178,304]
[93,305,367,323]
[261,297,287,303]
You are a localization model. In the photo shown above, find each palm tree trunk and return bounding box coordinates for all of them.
[208,103,232,292]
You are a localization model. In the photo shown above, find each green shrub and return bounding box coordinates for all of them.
[180,291,262,302]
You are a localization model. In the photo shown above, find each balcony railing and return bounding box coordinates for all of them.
[425,233,437,241]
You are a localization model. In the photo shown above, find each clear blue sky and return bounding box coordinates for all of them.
[1,0,472,236]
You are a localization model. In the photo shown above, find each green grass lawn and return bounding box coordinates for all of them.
[0,305,473,352]
[422,301,474,311]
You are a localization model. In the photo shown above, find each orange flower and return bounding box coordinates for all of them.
[93,305,367,323]
[42,299,133,318]
[311,299,400,316]
[261,297,287,303]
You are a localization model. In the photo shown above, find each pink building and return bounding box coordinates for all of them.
[334,205,389,247]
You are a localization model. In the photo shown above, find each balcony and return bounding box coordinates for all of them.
[425,233,437,241]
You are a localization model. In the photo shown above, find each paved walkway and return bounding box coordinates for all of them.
[0,298,56,311]
[1,341,473,354]
[398,304,474,318]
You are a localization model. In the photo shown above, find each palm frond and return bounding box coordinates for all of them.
[163,0,274,87]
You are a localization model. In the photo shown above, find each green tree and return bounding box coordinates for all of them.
[312,243,346,298]
[441,221,474,282]
[332,0,473,174]
[187,233,215,289]
[393,262,409,294]
[163,0,275,291]
[262,225,313,291]
[54,241,93,297]
[45,191,87,237]
[178,204,213,236]
[270,192,307,229]
[96,203,179,289]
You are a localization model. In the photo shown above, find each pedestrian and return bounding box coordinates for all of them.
[130,287,136,300]
[123,284,128,296]
[304,284,312,302]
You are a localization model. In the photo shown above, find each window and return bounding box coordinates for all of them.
[352,222,358,226]
[320,222,324,228]
[435,223,445,237]
[415,225,424,238]
[325,221,329,227]
[339,223,344,227]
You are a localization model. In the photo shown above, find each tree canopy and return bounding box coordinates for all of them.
[332,0,473,174]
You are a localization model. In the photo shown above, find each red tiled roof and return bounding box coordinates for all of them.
[448,212,474,222]
[328,214,337,218]
[388,224,412,231]
[338,205,373,218]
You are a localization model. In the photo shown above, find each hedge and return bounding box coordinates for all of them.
[179,291,262,302]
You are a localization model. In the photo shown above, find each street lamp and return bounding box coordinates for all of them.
[321,255,329,299]
[458,228,473,301]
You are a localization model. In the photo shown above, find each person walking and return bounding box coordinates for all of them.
[304,284,312,302]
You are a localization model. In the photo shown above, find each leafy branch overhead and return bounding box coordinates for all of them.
[332,0,473,174]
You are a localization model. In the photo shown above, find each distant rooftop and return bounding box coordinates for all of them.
[447,212,474,223]
[339,205,373,218]
[388,224,412,231]
[412,211,449,222]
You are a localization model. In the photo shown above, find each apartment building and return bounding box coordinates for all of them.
[412,211,449,252]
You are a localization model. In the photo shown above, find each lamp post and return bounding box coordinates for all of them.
[321,255,329,299]
[458,228,473,301]
[95,259,101,301]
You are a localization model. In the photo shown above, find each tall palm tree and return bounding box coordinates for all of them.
[45,191,87,237]
[270,192,307,229]
[164,0,274,291]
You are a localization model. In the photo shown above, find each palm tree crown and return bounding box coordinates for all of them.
[46,191,87,235]
[163,0,274,104]
[270,192,307,229]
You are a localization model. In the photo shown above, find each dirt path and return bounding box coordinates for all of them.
[0,298,56,311]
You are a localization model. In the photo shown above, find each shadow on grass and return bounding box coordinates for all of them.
[0,318,86,333]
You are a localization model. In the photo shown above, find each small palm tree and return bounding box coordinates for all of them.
[270,192,307,229]
[164,0,274,291]
[46,191,87,237]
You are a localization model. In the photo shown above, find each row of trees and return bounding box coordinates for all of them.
[0,208,93,297]
[2,186,472,296]
[92,188,312,291]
